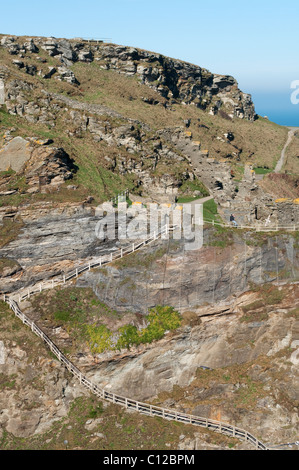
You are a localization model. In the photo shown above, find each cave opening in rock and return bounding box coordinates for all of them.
[215,180,223,190]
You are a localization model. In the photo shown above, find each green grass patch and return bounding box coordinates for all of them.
[0,106,17,129]
[177,179,209,203]
[241,300,265,314]
[253,166,272,175]
[203,199,221,224]
[240,284,287,322]
[0,257,20,273]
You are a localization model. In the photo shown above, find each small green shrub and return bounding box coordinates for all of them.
[86,324,113,354]
[116,306,182,350]
[54,310,70,322]
[116,324,140,350]
[142,305,182,343]
[87,402,104,418]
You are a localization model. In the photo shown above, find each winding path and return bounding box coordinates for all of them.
[4,204,299,450]
[2,223,271,450]
[275,126,299,173]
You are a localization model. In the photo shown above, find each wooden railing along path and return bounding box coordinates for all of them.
[3,222,271,450]
[6,296,269,450]
[202,218,299,232]
[9,224,173,303]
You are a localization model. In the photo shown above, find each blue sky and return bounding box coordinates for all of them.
[1,0,299,124]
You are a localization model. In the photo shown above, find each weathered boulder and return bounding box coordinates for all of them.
[0,136,75,192]
[24,144,76,190]
[23,38,39,53]
[0,136,31,172]
[56,66,79,84]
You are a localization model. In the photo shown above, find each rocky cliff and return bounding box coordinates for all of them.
[0,33,298,451]
[1,278,298,449]
[76,230,299,313]
[0,33,298,214]
[0,34,256,120]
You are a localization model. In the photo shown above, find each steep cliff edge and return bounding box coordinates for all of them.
[0,33,298,451]
[0,34,257,120]
[1,33,298,210]
[1,225,298,448]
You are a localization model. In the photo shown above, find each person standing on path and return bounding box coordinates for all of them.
[230,214,238,227]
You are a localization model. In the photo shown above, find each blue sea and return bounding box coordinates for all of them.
[251,91,299,127]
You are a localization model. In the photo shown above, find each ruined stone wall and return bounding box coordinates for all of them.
[275,200,299,225]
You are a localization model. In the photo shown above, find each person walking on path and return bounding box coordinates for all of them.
[230,214,238,227]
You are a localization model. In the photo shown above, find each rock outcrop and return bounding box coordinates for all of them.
[1,83,200,202]
[0,34,257,121]
[13,281,298,447]
[2,33,295,220]
[94,44,256,120]
[0,136,75,193]
[0,202,110,293]
[0,33,298,451]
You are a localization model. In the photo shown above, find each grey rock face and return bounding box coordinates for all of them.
[76,231,299,314]
[91,44,256,121]
[56,66,79,84]
[0,338,86,438]
[0,203,120,293]
[23,38,39,53]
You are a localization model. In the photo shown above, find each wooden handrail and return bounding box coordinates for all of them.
[10,224,175,303]
[3,187,297,449]
[5,298,268,449]
[202,218,299,232]
[3,220,271,450]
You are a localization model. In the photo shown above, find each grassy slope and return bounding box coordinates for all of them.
[70,61,290,169]
[0,41,297,211]
[1,38,298,450]
[284,131,299,173]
